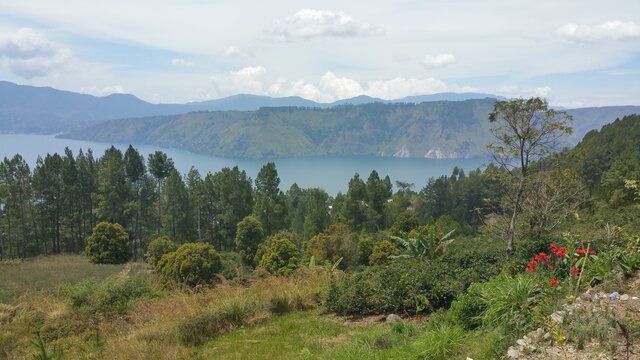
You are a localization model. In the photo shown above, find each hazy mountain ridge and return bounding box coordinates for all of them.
[0,81,503,133]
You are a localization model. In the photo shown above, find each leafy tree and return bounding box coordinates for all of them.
[0,155,33,258]
[124,145,147,259]
[369,239,400,265]
[365,170,392,230]
[186,167,204,242]
[235,215,265,265]
[256,232,300,276]
[85,221,131,264]
[147,151,175,233]
[156,242,222,286]
[254,230,299,267]
[146,236,177,267]
[390,211,419,236]
[202,166,253,250]
[96,147,130,226]
[253,162,288,235]
[32,154,64,254]
[487,97,572,255]
[340,173,367,231]
[304,223,357,269]
[162,169,194,243]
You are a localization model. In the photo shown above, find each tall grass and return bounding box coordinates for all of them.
[0,254,141,303]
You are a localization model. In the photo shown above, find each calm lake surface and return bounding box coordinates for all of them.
[0,134,488,195]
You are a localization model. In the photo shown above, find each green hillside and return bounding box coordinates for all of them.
[62,100,496,159]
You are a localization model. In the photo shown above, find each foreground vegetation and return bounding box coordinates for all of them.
[1,100,640,358]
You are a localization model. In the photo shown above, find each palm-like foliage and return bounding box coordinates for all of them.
[391,219,455,262]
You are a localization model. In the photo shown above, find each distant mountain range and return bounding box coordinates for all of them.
[2,80,640,159]
[0,81,504,133]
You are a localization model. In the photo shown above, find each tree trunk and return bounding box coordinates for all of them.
[506,178,525,256]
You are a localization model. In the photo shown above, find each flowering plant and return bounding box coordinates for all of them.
[526,242,597,290]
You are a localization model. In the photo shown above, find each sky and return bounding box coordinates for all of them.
[0,0,639,107]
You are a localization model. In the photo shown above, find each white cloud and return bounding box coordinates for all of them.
[224,45,253,57]
[423,53,456,69]
[557,20,640,43]
[266,72,453,102]
[366,77,449,99]
[171,58,194,66]
[267,9,382,41]
[494,85,553,98]
[80,85,127,96]
[0,27,71,79]
[211,65,267,95]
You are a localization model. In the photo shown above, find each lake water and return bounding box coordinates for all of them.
[0,134,488,195]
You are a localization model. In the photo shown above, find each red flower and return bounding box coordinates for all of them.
[576,249,585,255]
[573,258,577,262]
[570,266,580,277]
[550,279,559,287]
[589,249,597,255]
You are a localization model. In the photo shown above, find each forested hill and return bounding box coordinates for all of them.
[62,99,640,159]
[62,99,497,159]
[567,114,640,206]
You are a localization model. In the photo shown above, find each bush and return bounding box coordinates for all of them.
[447,282,486,330]
[304,224,357,269]
[145,236,177,267]
[478,273,543,337]
[219,251,247,281]
[254,230,299,266]
[177,313,225,345]
[412,324,466,360]
[356,234,375,265]
[156,242,222,286]
[177,299,259,345]
[235,216,265,265]
[390,211,419,236]
[85,222,131,264]
[369,239,400,265]
[59,268,153,317]
[326,259,464,315]
[257,233,300,276]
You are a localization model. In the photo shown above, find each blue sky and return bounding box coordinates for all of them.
[0,0,639,107]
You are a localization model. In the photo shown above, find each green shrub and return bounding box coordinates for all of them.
[145,236,177,267]
[447,282,486,330]
[478,273,543,337]
[156,242,222,286]
[257,234,300,276]
[390,211,419,236]
[177,299,259,345]
[59,268,153,317]
[368,239,400,265]
[85,222,131,264]
[177,313,224,346]
[254,230,299,266]
[304,224,357,269]
[412,324,466,360]
[219,251,247,281]
[235,215,265,265]
[356,234,374,265]
[326,259,464,315]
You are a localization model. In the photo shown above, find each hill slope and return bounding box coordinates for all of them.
[62,100,497,159]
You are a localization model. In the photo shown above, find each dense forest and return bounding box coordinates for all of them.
[0,144,503,260]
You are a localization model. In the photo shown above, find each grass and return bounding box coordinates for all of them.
[0,254,142,303]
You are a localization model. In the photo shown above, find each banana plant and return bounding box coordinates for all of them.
[391,218,455,262]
